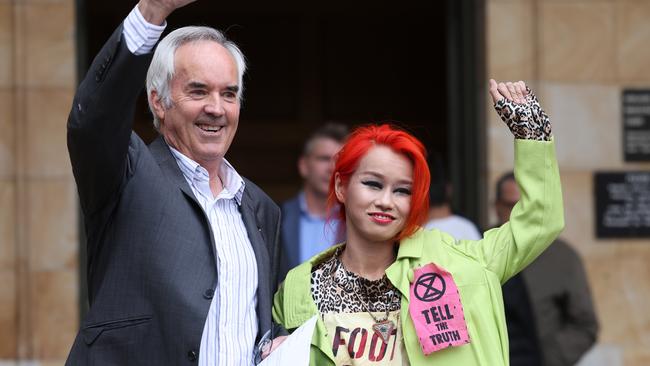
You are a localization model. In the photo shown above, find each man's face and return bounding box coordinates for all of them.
[495,179,520,225]
[153,41,240,167]
[299,137,342,197]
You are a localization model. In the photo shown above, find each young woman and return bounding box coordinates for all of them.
[272,80,564,365]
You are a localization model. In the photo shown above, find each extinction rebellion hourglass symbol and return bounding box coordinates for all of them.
[414,272,446,302]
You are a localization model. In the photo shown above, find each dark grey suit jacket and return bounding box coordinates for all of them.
[279,195,301,283]
[66,24,281,365]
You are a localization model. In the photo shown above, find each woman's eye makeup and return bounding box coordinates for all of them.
[361,179,412,195]
[361,180,383,189]
[395,187,412,195]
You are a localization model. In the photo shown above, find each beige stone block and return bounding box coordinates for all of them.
[0,2,11,88]
[30,270,77,359]
[487,122,515,173]
[539,2,616,82]
[41,362,69,366]
[537,82,621,170]
[40,362,69,366]
[22,0,75,3]
[0,181,15,270]
[625,352,650,366]
[0,271,17,358]
[487,0,535,81]
[617,1,650,84]
[583,250,625,344]
[20,1,75,88]
[25,89,74,178]
[584,246,650,349]
[0,89,14,178]
[27,179,77,271]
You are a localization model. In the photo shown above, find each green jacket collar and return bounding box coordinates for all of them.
[283,229,425,328]
[280,230,427,365]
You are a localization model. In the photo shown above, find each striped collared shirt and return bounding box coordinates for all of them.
[169,148,259,366]
[123,5,165,55]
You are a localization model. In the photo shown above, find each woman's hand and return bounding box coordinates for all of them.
[489,79,552,141]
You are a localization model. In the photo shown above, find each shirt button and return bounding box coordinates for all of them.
[188,350,198,362]
[203,288,214,300]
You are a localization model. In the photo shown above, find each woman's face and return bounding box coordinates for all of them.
[335,145,413,245]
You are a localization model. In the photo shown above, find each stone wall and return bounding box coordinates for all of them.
[487,0,650,365]
[0,0,78,364]
[1,0,649,364]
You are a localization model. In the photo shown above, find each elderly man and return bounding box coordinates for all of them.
[66,0,282,364]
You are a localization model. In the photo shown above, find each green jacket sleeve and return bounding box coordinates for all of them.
[456,139,564,284]
[272,281,286,326]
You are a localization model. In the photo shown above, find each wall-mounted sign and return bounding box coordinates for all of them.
[623,89,650,162]
[595,172,650,238]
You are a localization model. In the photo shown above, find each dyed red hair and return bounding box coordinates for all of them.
[327,124,430,242]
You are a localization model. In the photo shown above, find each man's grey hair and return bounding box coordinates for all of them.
[146,26,247,130]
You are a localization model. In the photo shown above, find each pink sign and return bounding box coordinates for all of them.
[408,263,470,354]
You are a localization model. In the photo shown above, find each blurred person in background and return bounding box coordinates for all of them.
[498,172,599,366]
[424,153,482,240]
[279,123,348,282]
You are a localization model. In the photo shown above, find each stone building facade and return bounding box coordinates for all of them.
[1,0,650,364]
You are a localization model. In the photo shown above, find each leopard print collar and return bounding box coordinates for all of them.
[311,246,401,314]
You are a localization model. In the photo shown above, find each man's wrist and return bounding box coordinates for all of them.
[137,0,171,26]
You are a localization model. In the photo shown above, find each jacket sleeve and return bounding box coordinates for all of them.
[272,282,287,327]
[67,24,153,216]
[456,139,565,284]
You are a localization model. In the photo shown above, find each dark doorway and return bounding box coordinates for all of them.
[79,1,451,202]
[75,0,486,315]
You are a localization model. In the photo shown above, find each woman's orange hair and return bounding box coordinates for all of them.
[327,124,430,242]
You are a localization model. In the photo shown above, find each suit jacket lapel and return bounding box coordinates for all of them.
[149,136,217,262]
[150,136,271,335]
[241,194,269,272]
[149,136,199,202]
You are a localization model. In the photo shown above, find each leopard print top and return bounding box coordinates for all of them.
[311,246,401,313]
[494,87,553,141]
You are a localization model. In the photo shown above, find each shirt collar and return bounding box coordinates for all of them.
[298,191,340,220]
[168,146,245,205]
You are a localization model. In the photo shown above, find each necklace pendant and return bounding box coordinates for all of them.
[372,320,395,344]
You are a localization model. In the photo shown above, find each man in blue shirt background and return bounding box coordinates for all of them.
[279,123,348,283]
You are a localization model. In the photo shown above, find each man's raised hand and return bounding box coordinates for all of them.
[137,0,198,25]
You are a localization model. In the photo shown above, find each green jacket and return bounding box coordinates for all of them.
[273,139,564,366]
